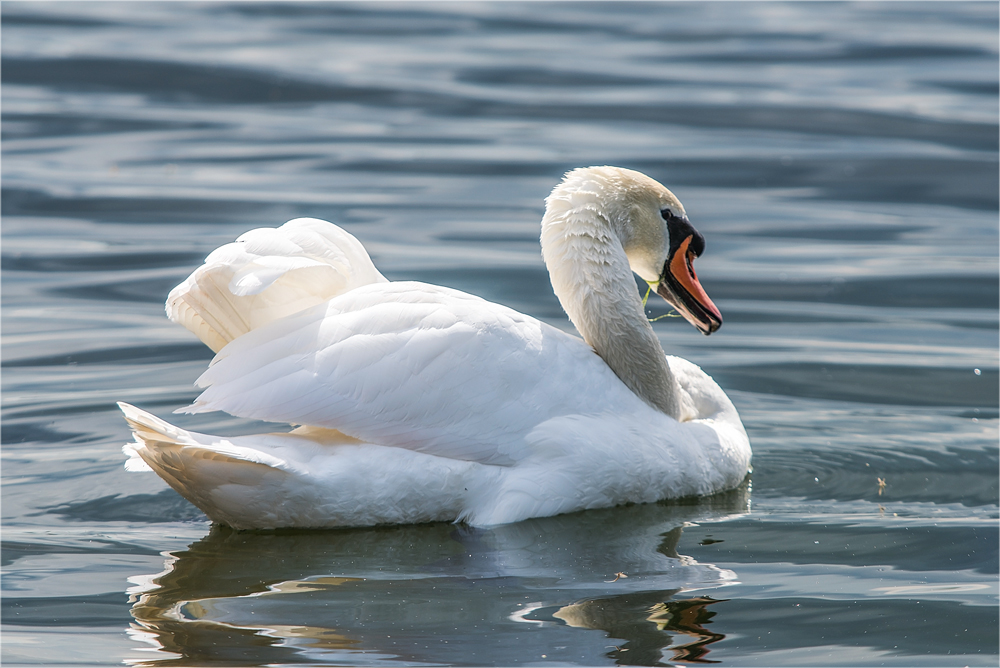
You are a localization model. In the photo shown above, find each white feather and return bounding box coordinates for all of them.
[166,218,387,352]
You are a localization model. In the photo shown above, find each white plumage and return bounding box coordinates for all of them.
[166,217,387,352]
[121,166,751,528]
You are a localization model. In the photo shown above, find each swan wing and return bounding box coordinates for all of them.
[167,218,387,352]
[183,282,637,466]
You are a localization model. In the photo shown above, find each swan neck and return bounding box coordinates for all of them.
[541,200,681,419]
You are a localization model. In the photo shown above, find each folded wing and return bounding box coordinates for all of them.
[167,218,387,352]
[183,282,639,466]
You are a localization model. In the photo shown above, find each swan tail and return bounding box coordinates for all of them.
[167,218,388,352]
[119,403,479,529]
[119,402,294,528]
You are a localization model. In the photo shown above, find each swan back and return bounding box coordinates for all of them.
[167,218,387,352]
[181,281,654,467]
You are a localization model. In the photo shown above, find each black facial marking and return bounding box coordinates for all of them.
[661,211,705,259]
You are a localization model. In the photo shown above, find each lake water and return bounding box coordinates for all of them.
[2,2,997,666]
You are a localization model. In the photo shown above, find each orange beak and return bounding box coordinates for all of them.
[655,235,723,335]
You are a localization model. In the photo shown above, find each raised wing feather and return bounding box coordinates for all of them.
[183,282,642,466]
[167,218,387,352]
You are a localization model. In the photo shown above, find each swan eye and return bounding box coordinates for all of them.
[664,213,706,259]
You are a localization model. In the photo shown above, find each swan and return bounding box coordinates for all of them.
[120,166,751,529]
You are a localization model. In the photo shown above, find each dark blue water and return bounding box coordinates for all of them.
[2,2,997,666]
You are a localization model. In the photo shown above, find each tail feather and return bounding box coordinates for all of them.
[119,402,292,527]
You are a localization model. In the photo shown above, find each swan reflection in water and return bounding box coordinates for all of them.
[126,485,748,667]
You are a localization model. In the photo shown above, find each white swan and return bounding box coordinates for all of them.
[120,166,751,529]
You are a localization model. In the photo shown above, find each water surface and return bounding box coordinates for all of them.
[2,2,997,666]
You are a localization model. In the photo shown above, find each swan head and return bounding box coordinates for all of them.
[546,166,723,335]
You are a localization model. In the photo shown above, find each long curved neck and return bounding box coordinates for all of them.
[540,193,681,419]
